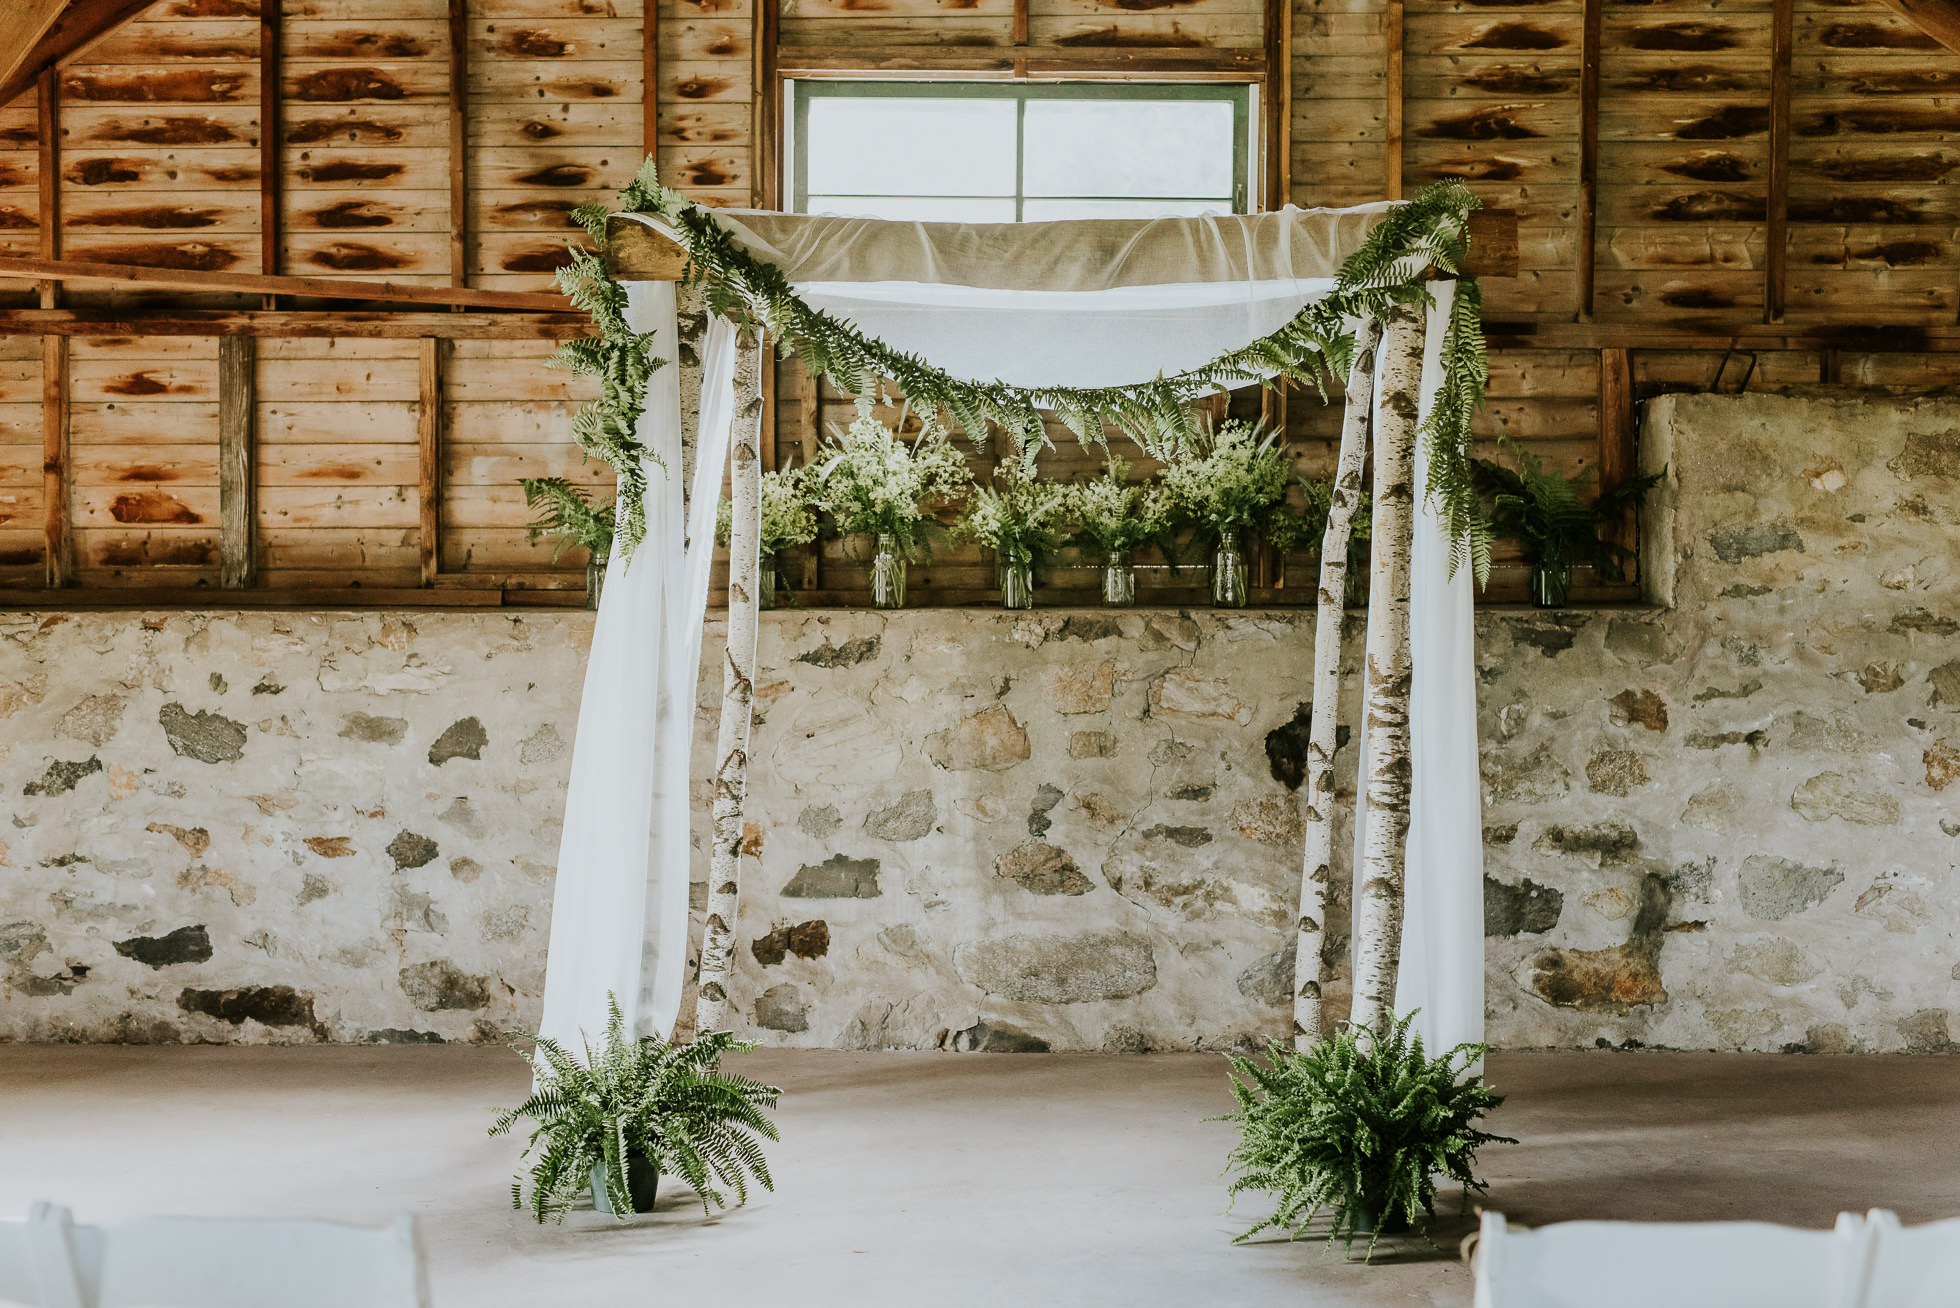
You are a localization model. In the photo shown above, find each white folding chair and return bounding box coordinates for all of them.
[1850,1210,1960,1308]
[0,1204,430,1308]
[1472,1209,1869,1308]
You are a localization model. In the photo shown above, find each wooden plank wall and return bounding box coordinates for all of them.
[2,0,1960,601]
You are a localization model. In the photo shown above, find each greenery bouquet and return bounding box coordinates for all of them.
[490,995,780,1224]
[811,410,972,563]
[1470,435,1663,605]
[1217,1012,1511,1260]
[1158,418,1292,541]
[1067,455,1178,565]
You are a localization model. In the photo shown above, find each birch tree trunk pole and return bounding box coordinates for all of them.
[692,327,765,1038]
[1347,303,1427,1043]
[1293,317,1382,1049]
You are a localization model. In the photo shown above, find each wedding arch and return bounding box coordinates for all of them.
[537,162,1494,1058]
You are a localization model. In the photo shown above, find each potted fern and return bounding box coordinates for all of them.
[1218,1012,1511,1259]
[522,478,616,610]
[954,442,1073,610]
[1158,418,1291,608]
[490,995,781,1223]
[717,465,820,609]
[1471,436,1663,608]
[812,410,971,609]
[1066,455,1177,608]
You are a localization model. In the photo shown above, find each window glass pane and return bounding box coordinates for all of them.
[1022,198,1229,221]
[806,196,1019,222]
[1022,100,1236,199]
[806,98,1016,197]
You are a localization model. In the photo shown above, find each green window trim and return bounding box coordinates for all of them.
[787,79,1255,221]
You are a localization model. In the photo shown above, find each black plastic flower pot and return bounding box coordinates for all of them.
[590,1154,660,1215]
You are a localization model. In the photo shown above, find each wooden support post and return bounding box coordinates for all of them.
[260,0,281,309]
[1766,0,1792,324]
[1597,346,1635,557]
[41,335,68,587]
[1013,0,1029,46]
[756,0,780,210]
[218,336,257,589]
[1264,0,1288,209]
[1578,0,1602,322]
[797,364,820,592]
[643,0,659,160]
[1294,317,1379,1047]
[692,329,766,1039]
[1383,0,1402,201]
[448,0,469,292]
[1347,304,1424,1041]
[36,68,58,310]
[418,338,443,585]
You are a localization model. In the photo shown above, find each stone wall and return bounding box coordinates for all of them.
[2,390,1956,1052]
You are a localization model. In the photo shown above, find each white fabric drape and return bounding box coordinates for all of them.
[538,284,739,1050]
[1349,284,1486,1056]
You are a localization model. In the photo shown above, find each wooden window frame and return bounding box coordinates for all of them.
[785,79,1257,220]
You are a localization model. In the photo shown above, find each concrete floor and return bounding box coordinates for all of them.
[3,1048,1959,1308]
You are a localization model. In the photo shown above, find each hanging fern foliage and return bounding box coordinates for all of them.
[554,158,1491,578]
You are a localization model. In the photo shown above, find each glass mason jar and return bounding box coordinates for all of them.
[1101,550,1136,608]
[758,557,778,612]
[1211,528,1248,608]
[585,557,607,611]
[869,532,907,609]
[1531,557,1571,609]
[1000,549,1034,611]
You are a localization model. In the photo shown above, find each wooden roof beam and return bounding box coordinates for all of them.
[0,0,158,110]
[0,255,570,312]
[1874,0,1960,55]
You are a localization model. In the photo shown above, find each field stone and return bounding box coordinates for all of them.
[1739,855,1844,921]
[864,790,935,842]
[1586,748,1649,796]
[178,986,316,1028]
[755,984,809,1033]
[995,842,1093,896]
[954,929,1157,1003]
[339,712,408,745]
[1728,937,1823,986]
[1041,661,1116,715]
[397,961,490,1011]
[1485,876,1564,936]
[158,704,246,764]
[1790,772,1901,825]
[1923,744,1960,792]
[386,831,440,871]
[56,694,127,748]
[925,706,1030,772]
[113,924,213,968]
[782,854,881,899]
[23,756,103,797]
[428,717,488,765]
[1235,942,1296,1008]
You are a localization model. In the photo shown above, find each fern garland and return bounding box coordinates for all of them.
[557,158,1491,577]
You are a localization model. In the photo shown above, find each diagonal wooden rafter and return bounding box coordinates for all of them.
[0,0,162,111]
[1873,0,1960,55]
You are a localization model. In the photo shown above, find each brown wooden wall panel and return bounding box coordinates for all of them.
[0,334,41,580]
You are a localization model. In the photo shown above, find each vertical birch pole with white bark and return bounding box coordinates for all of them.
[692,328,765,1038]
[1347,304,1426,1042]
[1293,318,1382,1049]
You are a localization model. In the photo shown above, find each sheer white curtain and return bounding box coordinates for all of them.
[539,283,738,1050]
[544,205,1483,1050]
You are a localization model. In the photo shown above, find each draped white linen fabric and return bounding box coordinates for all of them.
[544,202,1483,1050]
[1348,284,1486,1057]
[538,283,739,1050]
[617,207,1420,390]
